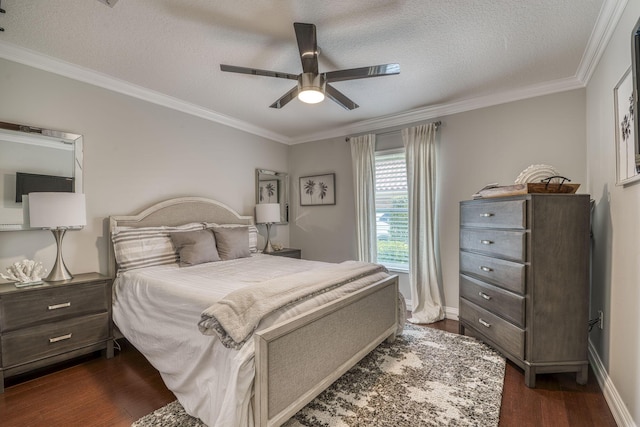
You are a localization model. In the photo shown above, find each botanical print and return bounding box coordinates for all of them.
[300,173,335,206]
[259,180,278,203]
[615,68,637,183]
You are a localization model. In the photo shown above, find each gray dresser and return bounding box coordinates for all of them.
[458,194,590,387]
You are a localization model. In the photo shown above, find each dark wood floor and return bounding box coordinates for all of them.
[0,319,617,427]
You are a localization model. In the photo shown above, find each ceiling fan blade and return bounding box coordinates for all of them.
[220,64,298,80]
[325,84,359,110]
[269,86,299,109]
[325,63,400,83]
[293,22,319,74]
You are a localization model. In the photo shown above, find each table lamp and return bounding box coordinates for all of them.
[255,203,280,253]
[28,192,86,282]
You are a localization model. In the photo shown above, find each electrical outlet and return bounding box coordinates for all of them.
[598,310,604,330]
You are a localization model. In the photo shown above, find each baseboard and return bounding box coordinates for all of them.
[444,306,459,321]
[588,339,637,427]
[404,299,459,321]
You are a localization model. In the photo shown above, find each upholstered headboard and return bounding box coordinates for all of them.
[108,197,254,277]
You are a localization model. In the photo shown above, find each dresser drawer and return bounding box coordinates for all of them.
[0,282,108,331]
[1,312,109,367]
[459,252,525,294]
[460,299,524,359]
[460,199,526,229]
[460,274,525,327]
[460,229,526,262]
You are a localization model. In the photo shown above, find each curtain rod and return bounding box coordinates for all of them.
[345,120,441,142]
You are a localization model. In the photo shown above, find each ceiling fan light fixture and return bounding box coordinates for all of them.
[298,88,325,104]
[298,73,326,104]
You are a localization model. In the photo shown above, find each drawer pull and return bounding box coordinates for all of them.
[479,292,492,300]
[480,213,494,217]
[48,302,71,310]
[479,266,493,272]
[478,318,491,328]
[49,333,72,343]
[480,240,494,245]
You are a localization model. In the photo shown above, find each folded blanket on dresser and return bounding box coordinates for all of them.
[198,260,389,349]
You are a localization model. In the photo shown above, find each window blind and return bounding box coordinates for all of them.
[375,150,409,270]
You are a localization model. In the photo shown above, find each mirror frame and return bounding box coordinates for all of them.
[0,121,83,231]
[255,169,289,224]
[632,16,640,177]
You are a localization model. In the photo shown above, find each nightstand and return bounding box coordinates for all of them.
[266,248,301,259]
[0,273,113,393]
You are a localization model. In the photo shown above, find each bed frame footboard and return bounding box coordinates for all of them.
[254,275,399,427]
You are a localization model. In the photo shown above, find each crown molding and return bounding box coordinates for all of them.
[576,0,628,84]
[294,76,585,144]
[0,40,289,144]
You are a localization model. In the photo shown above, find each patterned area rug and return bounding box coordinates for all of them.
[132,325,505,427]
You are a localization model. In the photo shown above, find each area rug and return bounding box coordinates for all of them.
[132,324,505,427]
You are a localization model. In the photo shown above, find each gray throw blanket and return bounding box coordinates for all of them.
[198,261,389,349]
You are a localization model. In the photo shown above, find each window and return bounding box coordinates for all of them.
[375,149,409,270]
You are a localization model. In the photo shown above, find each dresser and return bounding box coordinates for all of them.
[458,194,590,387]
[0,273,113,392]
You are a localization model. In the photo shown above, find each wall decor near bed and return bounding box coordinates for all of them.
[299,173,336,206]
[258,179,278,203]
[0,121,84,230]
[255,169,289,223]
[631,16,640,180]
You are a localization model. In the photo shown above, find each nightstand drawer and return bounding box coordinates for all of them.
[460,229,526,262]
[0,281,108,331]
[460,199,526,229]
[459,252,525,294]
[1,312,109,367]
[460,274,525,327]
[460,299,524,360]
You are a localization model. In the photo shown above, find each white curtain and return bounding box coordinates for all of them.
[402,123,444,324]
[350,134,377,262]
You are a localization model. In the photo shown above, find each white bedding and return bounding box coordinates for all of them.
[113,254,385,427]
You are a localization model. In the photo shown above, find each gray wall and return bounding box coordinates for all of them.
[586,0,640,424]
[0,58,289,275]
[289,89,587,314]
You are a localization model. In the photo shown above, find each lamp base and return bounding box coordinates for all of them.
[263,223,275,254]
[45,229,73,282]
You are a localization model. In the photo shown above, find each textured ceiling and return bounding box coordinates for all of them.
[0,0,612,143]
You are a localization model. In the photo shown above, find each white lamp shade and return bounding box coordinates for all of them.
[255,203,280,224]
[28,192,87,228]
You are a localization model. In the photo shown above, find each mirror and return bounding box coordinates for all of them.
[0,121,83,231]
[255,169,288,224]
[632,16,640,176]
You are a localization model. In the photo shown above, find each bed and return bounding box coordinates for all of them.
[108,197,401,427]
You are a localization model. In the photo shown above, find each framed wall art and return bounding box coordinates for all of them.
[614,67,640,185]
[617,16,640,186]
[258,179,279,203]
[299,173,335,206]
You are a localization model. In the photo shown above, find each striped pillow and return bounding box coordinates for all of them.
[112,223,205,274]
[203,223,259,253]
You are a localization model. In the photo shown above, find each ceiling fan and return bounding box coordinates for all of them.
[220,22,400,110]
